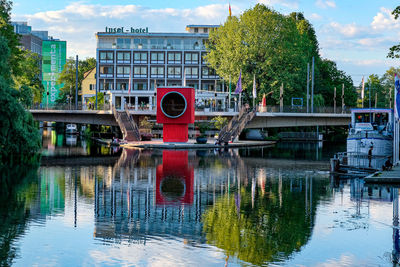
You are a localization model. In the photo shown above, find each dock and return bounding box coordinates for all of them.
[120,139,276,149]
[365,165,400,183]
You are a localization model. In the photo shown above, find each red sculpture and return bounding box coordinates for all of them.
[156,87,195,142]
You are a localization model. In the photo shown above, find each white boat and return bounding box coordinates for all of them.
[347,108,393,169]
[66,124,78,134]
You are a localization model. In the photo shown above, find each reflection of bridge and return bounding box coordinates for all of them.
[30,109,350,128]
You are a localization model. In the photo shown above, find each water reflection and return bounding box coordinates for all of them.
[0,166,39,266]
[5,138,400,266]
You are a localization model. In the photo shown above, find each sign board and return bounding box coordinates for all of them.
[41,40,67,105]
[355,123,374,131]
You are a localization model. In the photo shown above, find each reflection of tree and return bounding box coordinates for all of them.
[202,177,329,266]
[0,165,39,266]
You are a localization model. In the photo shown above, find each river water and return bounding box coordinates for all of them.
[1,128,399,266]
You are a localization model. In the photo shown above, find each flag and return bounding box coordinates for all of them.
[361,76,365,100]
[252,74,256,99]
[229,4,232,17]
[128,67,132,94]
[235,70,242,94]
[395,74,400,120]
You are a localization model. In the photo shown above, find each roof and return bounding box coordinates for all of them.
[96,32,209,38]
[83,67,96,79]
[186,25,219,28]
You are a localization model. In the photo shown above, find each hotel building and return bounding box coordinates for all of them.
[95,25,230,111]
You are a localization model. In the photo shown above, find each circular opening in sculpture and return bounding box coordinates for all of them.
[160,91,187,118]
[160,175,186,202]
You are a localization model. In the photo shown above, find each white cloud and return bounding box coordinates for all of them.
[326,22,375,39]
[310,13,322,20]
[13,2,231,58]
[315,0,336,9]
[257,0,299,9]
[371,7,400,30]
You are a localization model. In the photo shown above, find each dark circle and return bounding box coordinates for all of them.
[160,91,187,118]
[160,175,185,202]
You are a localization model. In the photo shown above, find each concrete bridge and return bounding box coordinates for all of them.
[29,109,351,128]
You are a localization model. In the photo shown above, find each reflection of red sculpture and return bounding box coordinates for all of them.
[156,150,194,205]
[156,87,195,142]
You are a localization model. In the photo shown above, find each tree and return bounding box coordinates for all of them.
[0,36,41,165]
[13,49,44,105]
[56,57,96,104]
[0,0,22,77]
[206,4,357,108]
[0,0,40,165]
[207,5,312,106]
[388,6,400,58]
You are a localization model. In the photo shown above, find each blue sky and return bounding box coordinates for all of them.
[11,0,400,85]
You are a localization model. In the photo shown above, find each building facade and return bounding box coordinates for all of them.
[95,25,230,111]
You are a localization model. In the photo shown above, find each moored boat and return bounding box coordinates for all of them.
[347,108,393,169]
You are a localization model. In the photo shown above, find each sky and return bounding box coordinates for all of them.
[10,0,400,85]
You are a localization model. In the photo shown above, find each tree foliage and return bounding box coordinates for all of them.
[13,50,44,105]
[56,57,96,104]
[206,4,357,107]
[0,0,41,165]
[388,6,400,58]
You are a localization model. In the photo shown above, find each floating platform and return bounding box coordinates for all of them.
[365,165,400,183]
[120,139,276,149]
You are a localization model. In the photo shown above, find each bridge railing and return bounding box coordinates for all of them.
[30,102,352,114]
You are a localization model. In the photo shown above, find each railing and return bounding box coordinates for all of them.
[124,105,141,141]
[30,102,353,114]
[334,151,391,171]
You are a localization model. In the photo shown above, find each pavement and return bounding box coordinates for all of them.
[365,164,400,183]
[120,139,276,149]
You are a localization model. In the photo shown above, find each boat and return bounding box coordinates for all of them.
[346,108,393,170]
[66,124,78,134]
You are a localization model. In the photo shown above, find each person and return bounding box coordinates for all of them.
[383,157,393,171]
[368,144,373,168]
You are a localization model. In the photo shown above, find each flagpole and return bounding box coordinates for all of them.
[252,74,256,108]
[229,75,231,110]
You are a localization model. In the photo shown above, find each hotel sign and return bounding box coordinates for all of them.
[105,27,149,33]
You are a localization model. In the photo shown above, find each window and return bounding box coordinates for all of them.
[99,51,113,63]
[204,28,208,33]
[166,39,182,50]
[194,28,198,33]
[184,39,200,50]
[99,66,113,77]
[150,66,164,78]
[116,82,127,91]
[117,66,131,78]
[133,39,148,49]
[134,66,147,78]
[100,80,113,90]
[187,83,198,89]
[89,84,93,90]
[116,38,131,49]
[150,81,164,90]
[167,67,181,78]
[150,39,164,49]
[168,52,181,64]
[202,67,218,78]
[134,52,147,64]
[184,67,198,78]
[151,52,164,64]
[185,52,199,64]
[201,83,214,91]
[134,83,147,90]
[117,52,131,63]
